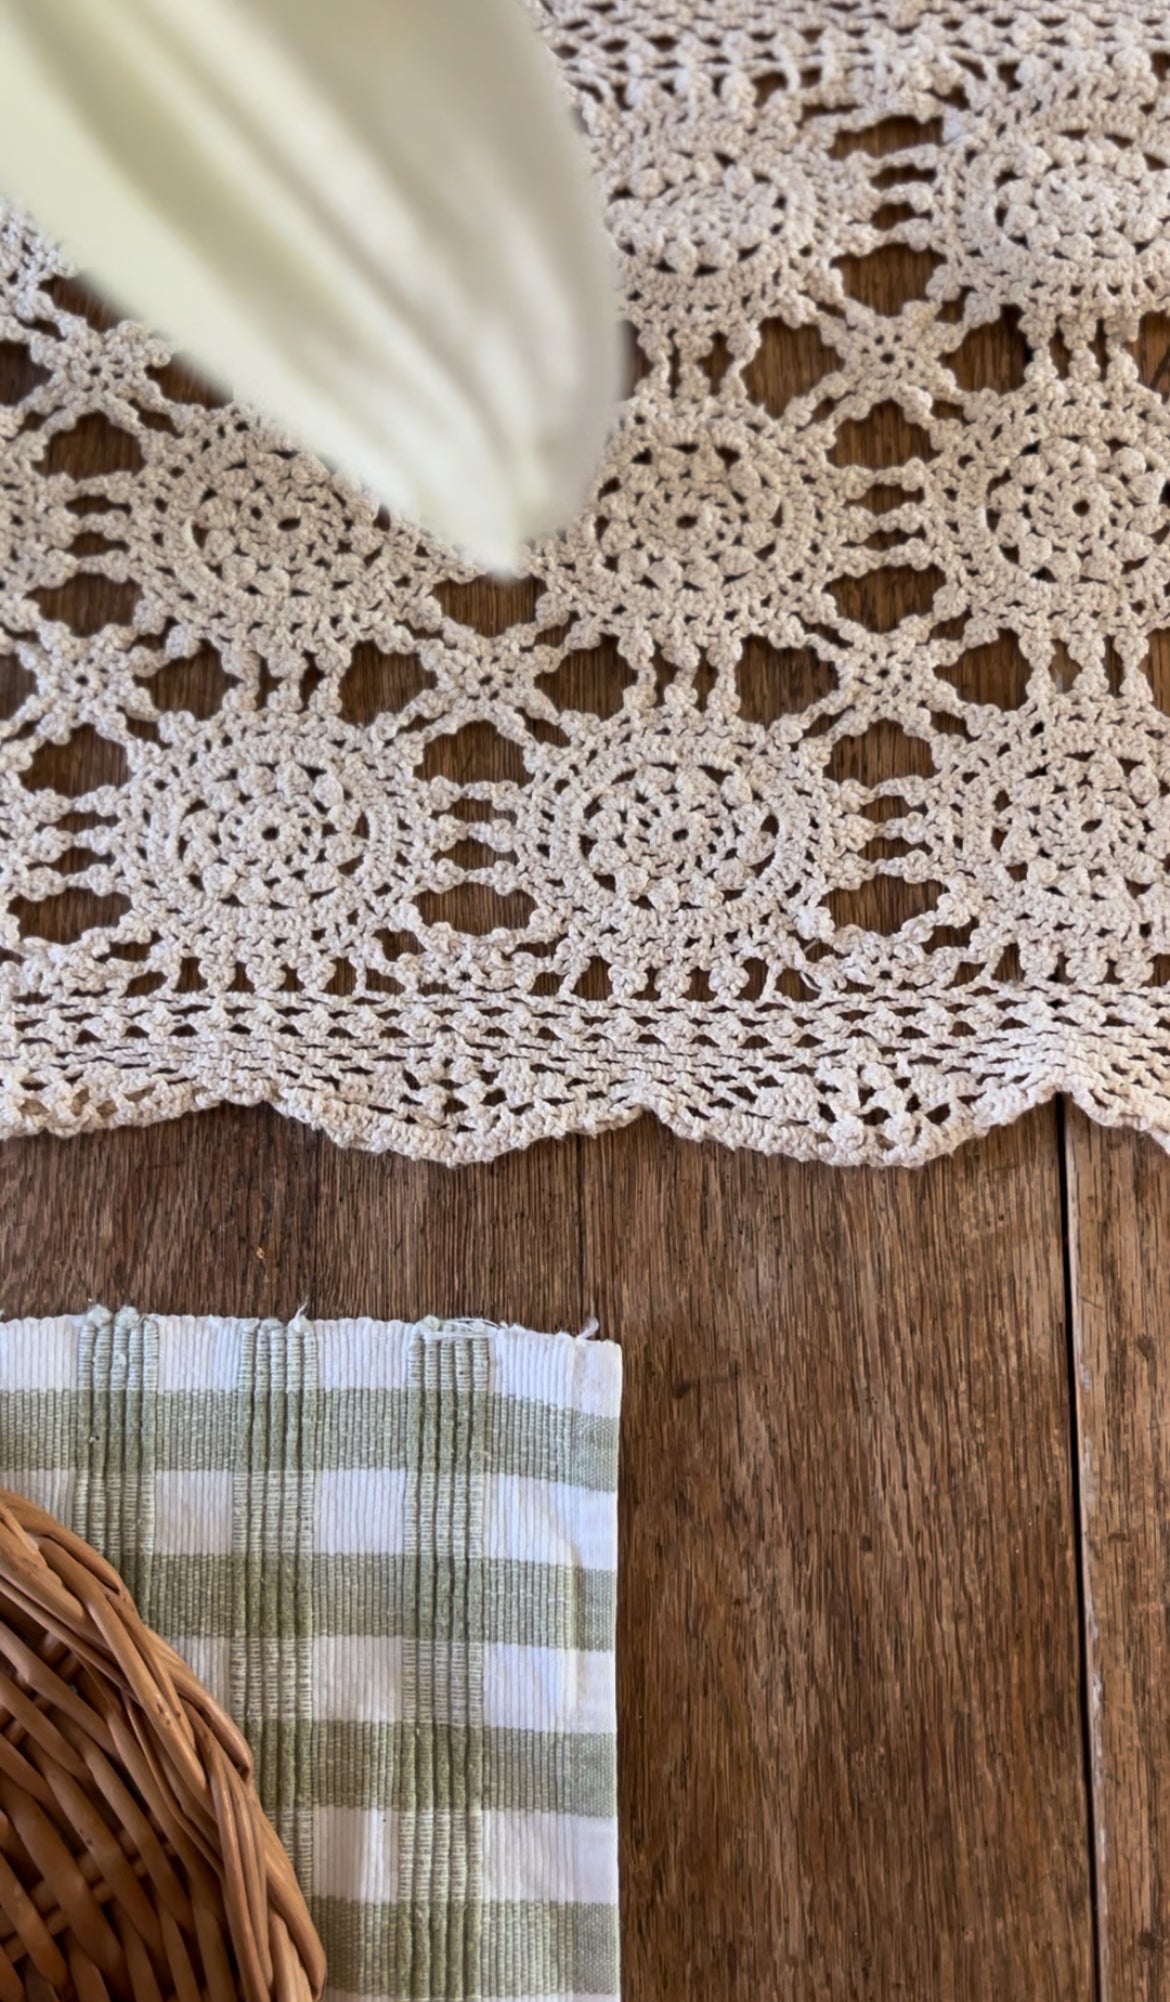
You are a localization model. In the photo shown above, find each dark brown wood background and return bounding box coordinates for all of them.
[3,1105,1166,2002]
[4,236,1170,2000]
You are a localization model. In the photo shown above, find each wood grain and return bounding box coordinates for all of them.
[0,1107,318,1320]
[1066,1109,1170,2002]
[0,1106,1095,1998]
[589,1109,1091,2002]
[313,1127,587,1333]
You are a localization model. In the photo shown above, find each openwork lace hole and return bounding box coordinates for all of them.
[0,339,48,404]
[415,886,536,936]
[434,576,540,637]
[420,723,528,785]
[339,643,432,725]
[826,723,935,787]
[13,889,130,943]
[141,645,233,721]
[41,413,144,478]
[0,654,34,720]
[21,727,130,796]
[828,564,944,631]
[537,642,635,720]
[738,641,836,725]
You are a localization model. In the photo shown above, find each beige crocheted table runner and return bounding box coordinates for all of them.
[5,2,1170,1164]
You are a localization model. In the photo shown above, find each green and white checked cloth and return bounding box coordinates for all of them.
[0,1309,622,2002]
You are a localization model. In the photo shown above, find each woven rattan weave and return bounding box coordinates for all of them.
[0,1488,324,2002]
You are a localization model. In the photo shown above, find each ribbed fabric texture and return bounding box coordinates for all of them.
[0,1310,622,2002]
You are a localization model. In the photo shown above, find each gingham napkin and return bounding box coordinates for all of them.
[0,1309,622,2002]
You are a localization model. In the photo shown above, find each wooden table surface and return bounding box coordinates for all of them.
[5,229,1170,1999]
[2,1106,1167,2001]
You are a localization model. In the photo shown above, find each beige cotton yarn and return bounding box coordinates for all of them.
[4,3,1170,1165]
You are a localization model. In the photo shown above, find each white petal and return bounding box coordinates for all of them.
[0,0,619,567]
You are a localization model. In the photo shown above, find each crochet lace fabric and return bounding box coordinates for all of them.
[5,2,1170,1164]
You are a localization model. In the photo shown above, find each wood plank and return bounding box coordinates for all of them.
[0,1102,1093,1999]
[313,1130,587,1334]
[0,1113,587,1342]
[1065,1107,1170,2001]
[588,1107,1092,2002]
[0,1106,318,1318]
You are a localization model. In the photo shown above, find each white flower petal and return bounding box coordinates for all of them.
[0,0,619,567]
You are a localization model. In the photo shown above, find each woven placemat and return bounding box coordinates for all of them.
[0,1309,622,2002]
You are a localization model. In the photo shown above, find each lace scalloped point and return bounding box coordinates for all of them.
[6,1,1170,1165]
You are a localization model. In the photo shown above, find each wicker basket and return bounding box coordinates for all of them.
[0,1487,325,2001]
